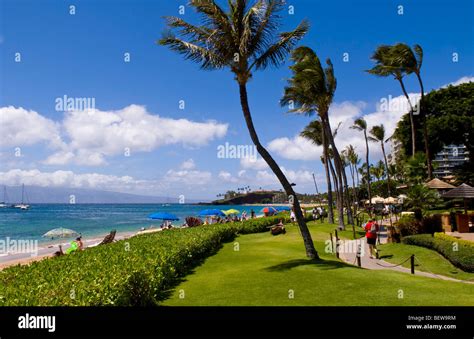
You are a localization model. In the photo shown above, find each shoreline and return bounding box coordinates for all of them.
[0,227,152,271]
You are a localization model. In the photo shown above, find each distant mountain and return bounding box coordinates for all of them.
[0,185,206,204]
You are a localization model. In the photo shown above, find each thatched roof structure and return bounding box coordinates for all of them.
[442,183,474,198]
[425,178,456,190]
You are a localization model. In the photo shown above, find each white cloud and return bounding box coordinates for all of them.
[57,105,228,165]
[443,76,473,87]
[164,169,212,185]
[0,168,158,192]
[239,156,269,170]
[180,158,196,170]
[0,105,228,166]
[218,171,238,183]
[268,135,322,161]
[0,106,63,148]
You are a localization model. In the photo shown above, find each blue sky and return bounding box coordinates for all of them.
[0,0,473,200]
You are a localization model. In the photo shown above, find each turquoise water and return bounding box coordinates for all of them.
[0,204,267,243]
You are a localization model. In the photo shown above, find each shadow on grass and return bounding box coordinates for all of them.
[264,258,349,272]
[379,254,394,260]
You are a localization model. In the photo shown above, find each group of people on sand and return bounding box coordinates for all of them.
[53,236,84,257]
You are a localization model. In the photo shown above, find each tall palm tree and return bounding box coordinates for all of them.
[159,0,317,258]
[351,118,372,207]
[368,124,391,196]
[391,43,432,179]
[281,46,349,229]
[343,145,359,211]
[371,160,386,182]
[367,45,417,157]
[300,120,334,223]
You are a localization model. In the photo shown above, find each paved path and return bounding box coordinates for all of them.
[338,221,474,284]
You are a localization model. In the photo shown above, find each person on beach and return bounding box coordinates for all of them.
[290,209,296,222]
[241,211,247,220]
[364,219,379,259]
[250,209,255,219]
[270,219,286,235]
[312,207,318,220]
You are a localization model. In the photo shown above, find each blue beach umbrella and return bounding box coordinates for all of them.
[199,209,226,217]
[148,212,180,221]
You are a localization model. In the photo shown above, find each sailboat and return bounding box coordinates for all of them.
[14,184,30,210]
[0,186,9,208]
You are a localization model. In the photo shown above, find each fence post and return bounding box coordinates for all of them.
[410,254,415,274]
[357,242,362,267]
[335,230,340,259]
[329,233,334,254]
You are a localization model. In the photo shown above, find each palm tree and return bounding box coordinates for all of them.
[391,43,432,179]
[343,145,359,210]
[367,45,417,157]
[300,120,334,223]
[371,160,386,182]
[368,124,391,196]
[351,118,372,207]
[281,46,349,229]
[159,0,317,258]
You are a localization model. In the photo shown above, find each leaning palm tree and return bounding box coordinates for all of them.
[159,0,318,258]
[368,124,391,196]
[300,120,334,223]
[281,46,348,229]
[391,43,432,179]
[367,45,417,157]
[351,118,372,207]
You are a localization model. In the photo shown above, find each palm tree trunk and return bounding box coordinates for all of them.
[381,142,391,196]
[364,130,372,208]
[322,130,334,224]
[321,116,345,229]
[397,78,416,156]
[238,83,318,259]
[328,157,342,226]
[415,72,432,179]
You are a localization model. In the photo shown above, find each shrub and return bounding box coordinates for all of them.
[396,216,422,237]
[0,214,308,306]
[185,216,202,227]
[402,234,474,272]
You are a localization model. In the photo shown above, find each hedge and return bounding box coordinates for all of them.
[0,215,305,306]
[402,233,474,273]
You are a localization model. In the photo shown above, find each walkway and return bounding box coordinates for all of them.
[338,221,474,284]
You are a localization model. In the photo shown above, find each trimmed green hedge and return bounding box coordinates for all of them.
[0,215,301,306]
[402,233,474,273]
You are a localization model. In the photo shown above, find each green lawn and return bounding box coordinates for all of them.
[378,242,474,281]
[162,221,474,306]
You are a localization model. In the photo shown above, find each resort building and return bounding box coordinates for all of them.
[432,144,469,179]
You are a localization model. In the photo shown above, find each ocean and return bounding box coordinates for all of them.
[0,204,268,243]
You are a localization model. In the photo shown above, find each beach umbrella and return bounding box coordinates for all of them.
[370,196,385,204]
[274,206,291,211]
[199,209,226,217]
[383,197,399,204]
[148,212,179,220]
[261,207,278,213]
[42,227,79,239]
[222,209,240,215]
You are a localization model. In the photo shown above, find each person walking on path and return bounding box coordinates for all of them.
[364,219,379,259]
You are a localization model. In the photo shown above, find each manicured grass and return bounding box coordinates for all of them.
[162,221,474,306]
[379,242,474,281]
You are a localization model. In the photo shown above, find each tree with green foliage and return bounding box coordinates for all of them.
[351,118,372,206]
[368,124,391,196]
[159,0,317,258]
[282,46,353,229]
[404,185,441,220]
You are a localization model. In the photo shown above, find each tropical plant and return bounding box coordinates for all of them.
[367,45,417,158]
[404,152,428,184]
[368,124,391,195]
[300,120,334,223]
[403,184,440,219]
[159,0,317,258]
[282,46,352,229]
[351,118,372,206]
[391,43,432,178]
[371,160,386,181]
